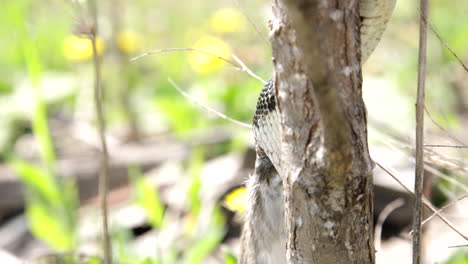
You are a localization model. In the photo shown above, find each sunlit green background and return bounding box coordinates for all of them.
[1,0,467,263]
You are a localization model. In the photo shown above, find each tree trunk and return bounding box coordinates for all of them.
[270,0,374,263]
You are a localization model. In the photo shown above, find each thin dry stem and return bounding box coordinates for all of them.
[424,147,468,174]
[424,165,468,193]
[130,48,239,66]
[92,34,112,264]
[370,120,468,193]
[429,22,468,73]
[374,135,468,192]
[375,160,468,241]
[448,244,468,248]
[89,0,112,263]
[232,0,269,44]
[412,0,428,261]
[131,47,266,130]
[167,78,252,129]
[424,144,468,149]
[232,54,267,84]
[424,106,466,146]
[420,194,468,228]
[131,48,266,85]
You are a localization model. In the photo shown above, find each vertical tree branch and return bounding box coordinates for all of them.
[412,0,428,263]
[271,0,373,262]
[89,0,112,263]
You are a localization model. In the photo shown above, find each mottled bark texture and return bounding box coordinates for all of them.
[270,0,374,263]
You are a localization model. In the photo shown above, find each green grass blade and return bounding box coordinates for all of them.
[130,166,165,229]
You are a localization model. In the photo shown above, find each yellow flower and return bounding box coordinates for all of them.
[189,36,231,73]
[117,30,141,53]
[63,35,104,61]
[210,8,244,34]
[223,186,247,213]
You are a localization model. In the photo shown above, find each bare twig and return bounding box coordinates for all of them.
[374,198,405,252]
[428,23,468,73]
[424,148,468,174]
[232,0,269,44]
[132,48,265,129]
[424,144,468,149]
[412,0,429,261]
[130,48,239,66]
[424,165,468,193]
[420,194,468,228]
[424,106,466,146]
[371,133,468,192]
[132,48,266,130]
[375,160,468,241]
[167,78,252,129]
[232,54,267,84]
[382,133,468,185]
[88,0,112,263]
[131,48,267,84]
[448,244,468,248]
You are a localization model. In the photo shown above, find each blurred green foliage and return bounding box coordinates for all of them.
[445,250,468,264]
[181,227,224,264]
[130,166,165,229]
[224,252,238,264]
[125,149,226,264]
[2,0,467,263]
[10,159,78,251]
[6,0,78,253]
[187,147,205,216]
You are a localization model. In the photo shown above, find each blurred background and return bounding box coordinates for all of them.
[0,0,467,263]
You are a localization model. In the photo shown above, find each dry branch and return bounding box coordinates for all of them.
[412,0,429,262]
[375,160,468,241]
[271,0,373,262]
[88,0,112,262]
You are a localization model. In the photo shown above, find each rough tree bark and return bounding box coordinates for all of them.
[270,0,374,263]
